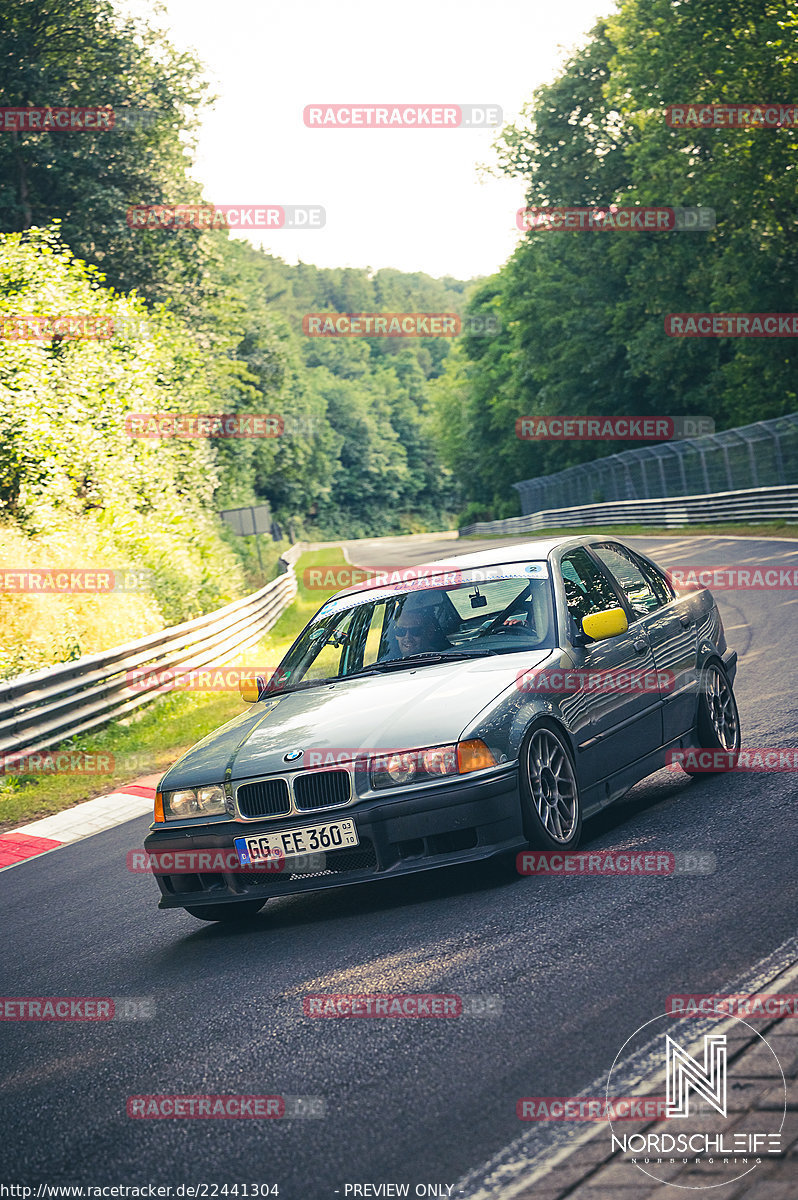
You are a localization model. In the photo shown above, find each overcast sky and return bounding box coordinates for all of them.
[148,0,615,281]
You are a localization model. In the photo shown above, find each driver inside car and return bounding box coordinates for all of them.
[382,597,450,660]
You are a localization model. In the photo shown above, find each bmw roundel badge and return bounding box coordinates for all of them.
[284,749,304,762]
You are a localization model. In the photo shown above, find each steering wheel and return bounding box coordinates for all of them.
[483,606,538,637]
[492,621,537,636]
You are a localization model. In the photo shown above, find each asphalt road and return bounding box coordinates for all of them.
[1,533,796,1198]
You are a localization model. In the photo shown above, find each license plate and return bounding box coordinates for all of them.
[234,818,359,867]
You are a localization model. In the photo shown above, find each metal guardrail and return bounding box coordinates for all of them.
[0,544,304,764]
[459,484,798,538]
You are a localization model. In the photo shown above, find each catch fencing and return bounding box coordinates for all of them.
[513,413,798,514]
[459,484,798,537]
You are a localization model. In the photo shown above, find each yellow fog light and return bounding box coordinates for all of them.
[457,739,497,774]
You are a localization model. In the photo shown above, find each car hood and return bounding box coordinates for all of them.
[159,650,552,789]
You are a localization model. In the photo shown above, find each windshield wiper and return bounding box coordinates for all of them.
[344,649,498,676]
[266,645,521,691]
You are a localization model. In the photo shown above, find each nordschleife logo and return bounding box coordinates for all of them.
[606,1013,786,1189]
[665,1033,727,1119]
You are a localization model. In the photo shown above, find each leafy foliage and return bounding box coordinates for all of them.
[433,3,798,518]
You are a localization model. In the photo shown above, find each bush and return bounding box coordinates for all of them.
[0,227,247,672]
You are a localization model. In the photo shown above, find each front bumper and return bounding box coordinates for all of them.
[144,767,524,909]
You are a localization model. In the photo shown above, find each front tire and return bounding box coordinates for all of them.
[183,900,266,923]
[520,722,582,849]
[682,661,741,775]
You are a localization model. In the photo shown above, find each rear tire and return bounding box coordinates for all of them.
[682,661,741,775]
[183,900,266,923]
[519,722,582,849]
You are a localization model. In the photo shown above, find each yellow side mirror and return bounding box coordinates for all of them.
[581,606,628,642]
[239,675,265,703]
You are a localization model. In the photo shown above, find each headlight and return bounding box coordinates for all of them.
[369,740,495,790]
[162,784,227,820]
[197,785,226,814]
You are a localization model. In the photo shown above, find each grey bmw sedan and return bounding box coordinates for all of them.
[143,536,739,922]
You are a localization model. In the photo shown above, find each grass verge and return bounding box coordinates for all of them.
[0,546,348,831]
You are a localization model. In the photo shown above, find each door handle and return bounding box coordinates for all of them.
[680,615,693,628]
[633,638,649,654]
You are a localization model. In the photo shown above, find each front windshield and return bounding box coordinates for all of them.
[264,564,556,694]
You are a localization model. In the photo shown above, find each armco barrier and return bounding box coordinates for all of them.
[0,545,304,763]
[459,484,798,537]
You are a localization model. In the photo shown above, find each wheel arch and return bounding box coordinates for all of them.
[518,711,579,770]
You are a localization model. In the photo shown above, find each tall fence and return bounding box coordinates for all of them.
[514,413,798,515]
[0,545,304,766]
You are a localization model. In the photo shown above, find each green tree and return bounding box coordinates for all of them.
[0,0,213,313]
[434,2,798,517]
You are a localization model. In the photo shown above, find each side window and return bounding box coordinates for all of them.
[635,556,674,605]
[592,544,664,617]
[560,548,621,626]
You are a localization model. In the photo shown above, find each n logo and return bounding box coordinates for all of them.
[666,1034,727,1118]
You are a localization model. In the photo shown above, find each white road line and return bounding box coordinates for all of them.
[454,936,798,1200]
